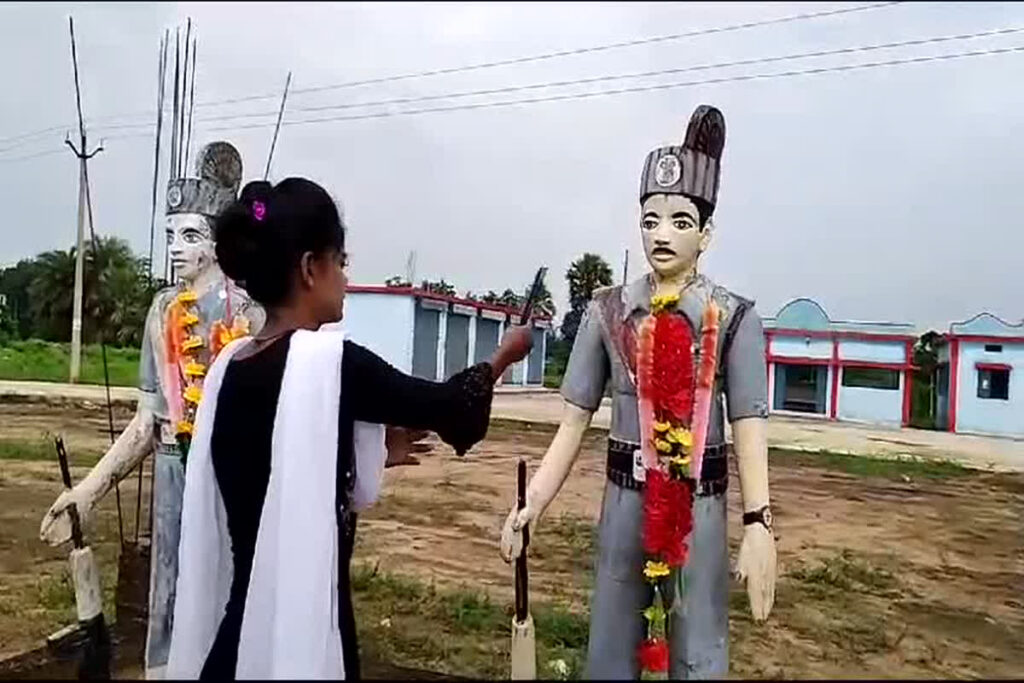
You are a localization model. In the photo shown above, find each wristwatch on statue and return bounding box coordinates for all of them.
[742,505,773,532]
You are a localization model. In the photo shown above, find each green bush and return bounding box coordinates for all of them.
[0,340,139,386]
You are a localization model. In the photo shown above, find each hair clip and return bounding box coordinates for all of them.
[252,200,266,222]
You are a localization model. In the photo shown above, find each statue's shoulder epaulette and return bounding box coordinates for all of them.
[591,284,622,303]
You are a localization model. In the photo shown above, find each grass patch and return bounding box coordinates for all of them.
[351,563,588,679]
[0,340,139,386]
[788,550,899,596]
[0,437,103,466]
[544,515,597,557]
[770,447,973,481]
[36,571,75,612]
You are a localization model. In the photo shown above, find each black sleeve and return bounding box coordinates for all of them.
[340,340,495,456]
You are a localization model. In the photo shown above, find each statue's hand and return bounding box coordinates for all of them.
[40,487,91,547]
[499,499,536,564]
[734,523,777,621]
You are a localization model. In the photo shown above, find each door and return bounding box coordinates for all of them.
[776,363,827,414]
[412,304,440,379]
[527,328,544,384]
[444,314,470,379]
[475,318,500,364]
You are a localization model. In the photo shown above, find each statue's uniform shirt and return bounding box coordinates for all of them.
[137,283,261,673]
[561,273,768,679]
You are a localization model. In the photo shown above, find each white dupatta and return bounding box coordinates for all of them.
[167,326,386,679]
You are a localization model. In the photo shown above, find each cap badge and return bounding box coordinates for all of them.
[654,154,681,187]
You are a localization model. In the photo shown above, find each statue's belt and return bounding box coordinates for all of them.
[607,438,728,496]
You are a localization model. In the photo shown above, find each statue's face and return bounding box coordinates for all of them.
[640,193,711,279]
[166,213,216,283]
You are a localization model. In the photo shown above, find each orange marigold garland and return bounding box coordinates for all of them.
[690,302,721,482]
[635,291,721,677]
[165,288,249,466]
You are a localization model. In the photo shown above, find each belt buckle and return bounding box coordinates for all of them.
[632,449,646,483]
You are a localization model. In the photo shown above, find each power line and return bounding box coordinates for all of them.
[2,42,1020,165]
[189,44,1024,131]
[0,1,900,147]
[201,44,1024,133]
[5,22,1017,149]
[0,147,67,163]
[183,26,1024,122]
[284,1,903,97]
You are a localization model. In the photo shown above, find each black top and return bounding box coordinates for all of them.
[200,333,494,679]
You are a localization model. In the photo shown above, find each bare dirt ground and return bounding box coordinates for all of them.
[491,392,1024,473]
[0,403,1022,679]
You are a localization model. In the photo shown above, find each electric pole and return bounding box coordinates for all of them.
[65,17,103,383]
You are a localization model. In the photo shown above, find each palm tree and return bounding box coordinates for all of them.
[29,248,77,342]
[25,236,156,345]
[566,253,613,305]
[562,253,613,343]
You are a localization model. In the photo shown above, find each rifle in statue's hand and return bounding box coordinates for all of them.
[520,267,548,322]
[48,437,111,680]
[510,458,536,680]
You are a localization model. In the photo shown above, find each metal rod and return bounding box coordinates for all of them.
[264,71,292,180]
[67,16,122,547]
[184,34,197,175]
[82,160,123,547]
[147,32,168,280]
[170,26,181,181]
[179,20,191,178]
[622,248,629,286]
[138,30,169,543]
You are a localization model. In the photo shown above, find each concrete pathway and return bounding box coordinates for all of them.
[490,391,1024,473]
[2,380,1021,473]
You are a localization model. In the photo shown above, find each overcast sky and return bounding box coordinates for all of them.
[2,1,1022,332]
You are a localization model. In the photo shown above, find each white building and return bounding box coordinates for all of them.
[935,313,1024,437]
[763,298,917,426]
[342,285,549,385]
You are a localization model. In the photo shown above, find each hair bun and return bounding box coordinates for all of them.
[215,176,345,307]
[239,180,273,204]
[214,181,276,286]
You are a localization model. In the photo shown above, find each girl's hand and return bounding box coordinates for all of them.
[384,427,432,468]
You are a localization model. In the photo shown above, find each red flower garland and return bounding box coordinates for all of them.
[651,313,694,423]
[635,294,700,677]
[638,637,670,673]
[642,468,694,567]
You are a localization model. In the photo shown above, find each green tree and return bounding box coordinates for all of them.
[910,330,942,430]
[28,248,77,342]
[0,258,43,339]
[88,237,160,347]
[562,253,613,343]
[420,279,457,297]
[385,275,411,287]
[22,236,158,346]
[498,288,523,309]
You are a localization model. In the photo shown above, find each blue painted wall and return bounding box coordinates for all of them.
[837,374,903,425]
[774,299,830,331]
[344,292,415,372]
[956,341,1024,436]
[770,336,832,360]
[838,340,907,364]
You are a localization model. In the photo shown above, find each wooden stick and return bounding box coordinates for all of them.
[514,458,529,623]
